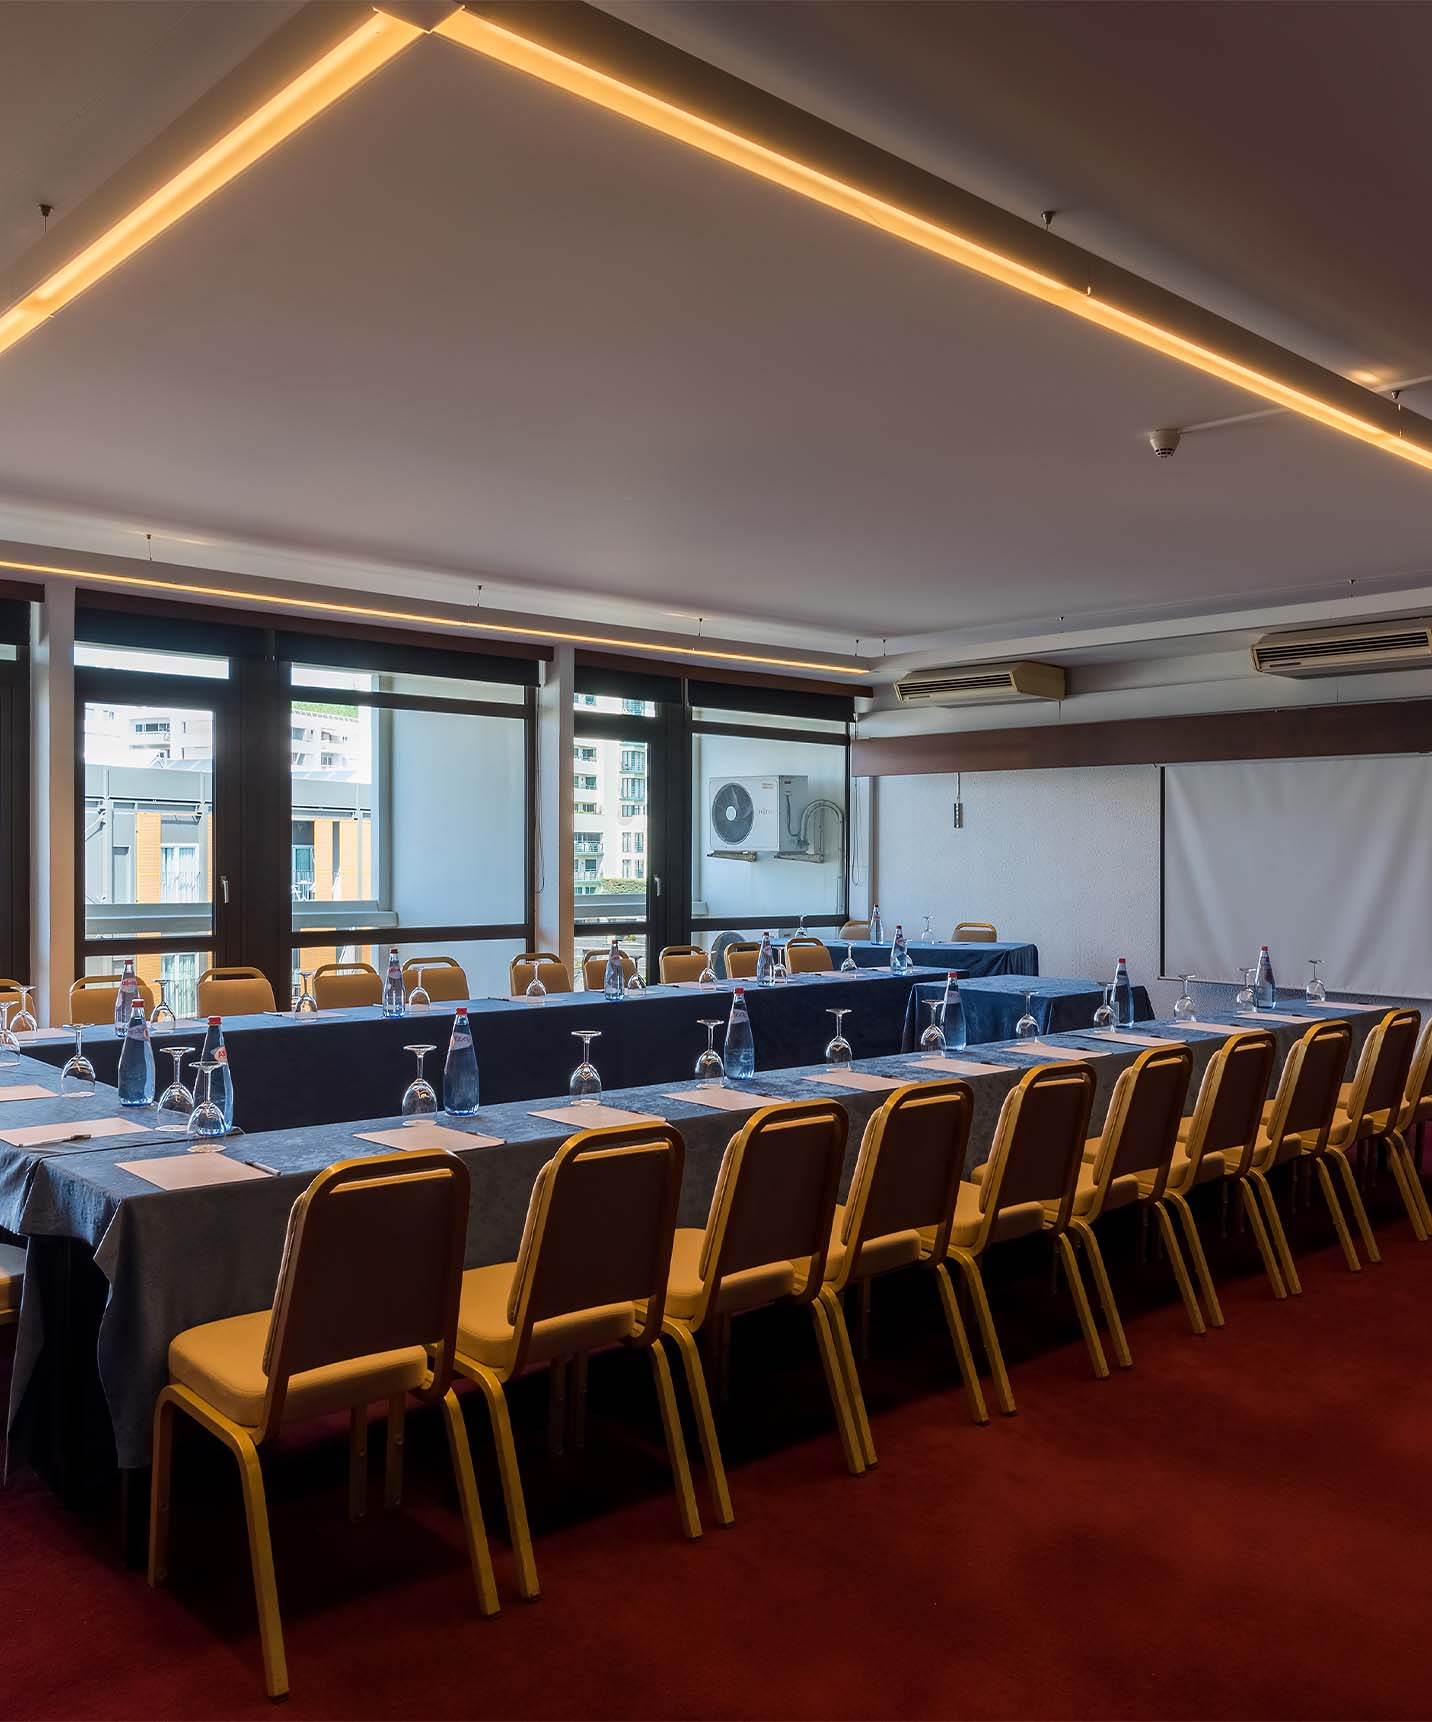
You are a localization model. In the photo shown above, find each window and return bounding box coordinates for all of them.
[574,745,597,762]
[620,776,646,802]
[621,748,645,773]
[574,773,598,792]
[575,799,600,815]
[0,623,29,982]
[573,693,657,717]
[620,802,643,819]
[574,833,602,856]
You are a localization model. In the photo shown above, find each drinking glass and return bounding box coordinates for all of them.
[695,1019,725,1081]
[10,986,37,1034]
[150,977,176,1027]
[408,968,432,1011]
[1173,975,1197,1022]
[1306,959,1327,1003]
[919,998,946,1053]
[840,948,858,973]
[187,1058,228,1145]
[921,914,933,942]
[156,1047,194,1124]
[0,1005,19,1067]
[825,1008,853,1066]
[697,960,717,987]
[1015,992,1039,1040]
[772,946,789,985]
[569,1029,602,1098]
[59,1023,96,1096]
[525,970,548,998]
[626,970,645,994]
[1235,966,1256,1009]
[294,971,318,1014]
[401,1044,438,1115]
[1092,985,1116,1030]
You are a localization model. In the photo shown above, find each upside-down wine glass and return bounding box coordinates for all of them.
[1306,959,1327,1003]
[1015,992,1039,1040]
[11,986,37,1034]
[1173,975,1197,1023]
[401,1044,438,1115]
[150,977,176,1027]
[525,964,548,998]
[772,945,789,985]
[294,971,318,1014]
[569,1029,602,1098]
[0,1005,19,1068]
[156,1047,194,1125]
[920,998,947,1054]
[825,1008,853,1066]
[408,967,432,1011]
[1092,984,1116,1031]
[840,947,858,973]
[626,969,645,994]
[187,1058,228,1145]
[697,958,717,987]
[921,914,933,943]
[59,1023,96,1096]
[1235,966,1256,1010]
[695,1019,725,1082]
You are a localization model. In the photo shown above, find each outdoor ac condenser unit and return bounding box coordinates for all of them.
[707,775,807,852]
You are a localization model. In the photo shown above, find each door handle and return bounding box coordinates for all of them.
[651,875,662,897]
[219,875,230,905]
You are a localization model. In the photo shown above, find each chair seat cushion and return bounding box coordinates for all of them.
[664,1226,803,1323]
[1051,1163,1140,1221]
[824,1203,924,1284]
[923,1182,1044,1252]
[169,1310,427,1431]
[0,1239,24,1314]
[458,1262,639,1370]
[1157,1146,1228,1194]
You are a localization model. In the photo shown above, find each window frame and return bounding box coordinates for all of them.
[0,636,31,983]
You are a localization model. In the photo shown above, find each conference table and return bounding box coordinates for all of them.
[826,938,1038,976]
[0,996,1388,1512]
[900,975,1156,1050]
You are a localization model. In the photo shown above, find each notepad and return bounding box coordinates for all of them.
[1081,1031,1179,1048]
[117,1153,272,1190]
[356,1122,503,1151]
[663,1085,782,1111]
[0,1085,56,1102]
[0,1115,150,1148]
[910,1054,1008,1077]
[1235,1011,1322,1025]
[1002,1041,1110,1061]
[529,1103,665,1129]
[801,1069,906,1092]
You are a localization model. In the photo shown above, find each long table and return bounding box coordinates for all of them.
[826,938,1038,976]
[0,1001,1388,1480]
[18,968,928,1134]
[901,975,1156,1049]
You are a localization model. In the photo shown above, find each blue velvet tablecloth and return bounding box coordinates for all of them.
[825,939,1038,977]
[901,975,1156,1050]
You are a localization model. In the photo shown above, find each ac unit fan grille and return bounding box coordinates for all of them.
[1254,629,1431,668]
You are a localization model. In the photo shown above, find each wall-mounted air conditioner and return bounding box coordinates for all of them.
[892,660,1065,707]
[1250,617,1432,678]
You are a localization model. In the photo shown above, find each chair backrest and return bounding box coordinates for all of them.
[69,973,157,1024]
[834,1081,973,1286]
[312,961,381,1010]
[978,1064,1096,1236]
[1181,1030,1276,1179]
[509,952,572,995]
[0,979,24,1012]
[838,920,870,941]
[696,1101,847,1317]
[1263,1020,1353,1159]
[785,938,833,974]
[723,942,762,979]
[1401,1018,1432,1130]
[581,949,636,990]
[506,1125,684,1371]
[1089,1044,1193,1200]
[259,1149,469,1440]
[197,966,276,1016]
[658,945,709,984]
[402,956,469,1002]
[953,922,998,942]
[1343,1009,1421,1136]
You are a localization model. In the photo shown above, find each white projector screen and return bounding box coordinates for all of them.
[1163,755,1432,999]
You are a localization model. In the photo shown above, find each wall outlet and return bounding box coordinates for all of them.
[952,801,964,829]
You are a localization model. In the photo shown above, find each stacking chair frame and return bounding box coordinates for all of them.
[509,952,573,995]
[784,937,834,974]
[658,945,709,984]
[721,942,763,980]
[1390,1019,1432,1237]
[311,959,381,1010]
[952,922,998,942]
[197,965,276,1016]
[581,948,637,990]
[69,972,157,1023]
[402,955,470,1002]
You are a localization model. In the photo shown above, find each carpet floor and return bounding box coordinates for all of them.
[2,1176,1429,1720]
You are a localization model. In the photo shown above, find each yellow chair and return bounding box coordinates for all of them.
[454,1124,697,1601]
[933,1063,1099,1413]
[197,966,276,1016]
[69,973,156,1024]
[0,1239,24,1332]
[1316,1009,1422,1260]
[1155,1029,1277,1328]
[0,979,24,1012]
[659,945,709,984]
[818,1082,986,1471]
[312,961,381,1010]
[658,1101,857,1522]
[952,922,998,942]
[149,1151,497,1700]
[785,938,833,974]
[1242,1020,1353,1298]
[402,956,469,1002]
[838,920,870,941]
[1069,1045,1194,1361]
[722,942,762,980]
[581,948,637,990]
[509,953,572,995]
[1390,1019,1432,1236]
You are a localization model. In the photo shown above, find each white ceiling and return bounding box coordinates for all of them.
[0,3,1429,671]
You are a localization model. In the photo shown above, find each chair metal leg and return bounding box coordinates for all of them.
[466,1363,540,1601]
[233,1432,288,1700]
[1072,1219,1132,1367]
[1234,1178,1287,1299]
[1251,1171,1302,1296]
[648,1341,703,1542]
[820,1286,877,1470]
[663,1322,733,1526]
[933,1262,989,1425]
[384,1394,405,1511]
[1398,1127,1432,1231]
[1152,1200,1205,1336]
[147,1389,177,1586]
[1056,1231,1109,1380]
[1168,1192,1224,1328]
[348,1406,368,1523]
[949,1248,1015,1414]
[440,1389,500,1618]
[1312,1156,1361,1271]
[808,1296,866,1474]
[1384,1132,1429,1241]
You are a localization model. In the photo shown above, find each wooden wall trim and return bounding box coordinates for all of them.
[574,649,872,701]
[852,699,1432,777]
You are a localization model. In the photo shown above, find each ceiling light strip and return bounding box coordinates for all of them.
[0,12,422,360]
[0,557,867,676]
[435,8,1432,473]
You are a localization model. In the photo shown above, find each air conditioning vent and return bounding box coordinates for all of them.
[893,660,1066,707]
[1251,618,1432,678]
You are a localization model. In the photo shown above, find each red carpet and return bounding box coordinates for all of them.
[2,1186,1429,1720]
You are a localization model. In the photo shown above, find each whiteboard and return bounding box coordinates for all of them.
[1163,756,1432,999]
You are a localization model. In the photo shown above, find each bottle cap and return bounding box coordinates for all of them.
[734,985,745,995]
[947,969,959,979]
[207,1015,220,1026]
